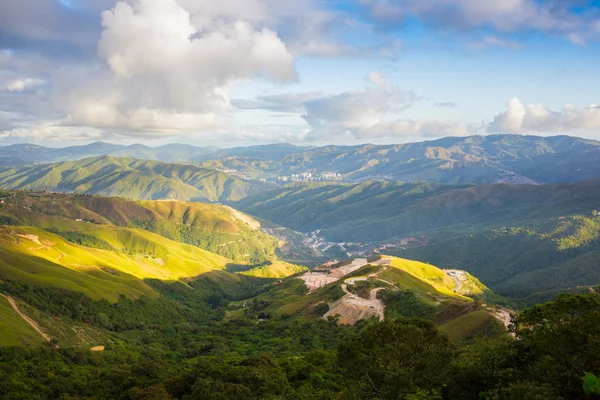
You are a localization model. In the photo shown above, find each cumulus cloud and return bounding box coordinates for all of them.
[488,97,600,134]
[360,0,600,43]
[301,71,418,133]
[58,0,296,134]
[235,72,479,140]
[3,0,400,141]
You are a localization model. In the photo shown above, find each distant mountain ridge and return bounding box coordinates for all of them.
[0,156,271,202]
[2,134,600,184]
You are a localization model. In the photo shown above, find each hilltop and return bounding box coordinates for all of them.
[235,179,600,299]
[233,255,504,343]
[0,156,271,202]
[2,135,600,185]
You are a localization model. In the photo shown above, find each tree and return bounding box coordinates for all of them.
[513,292,600,399]
[129,385,172,400]
[337,319,454,399]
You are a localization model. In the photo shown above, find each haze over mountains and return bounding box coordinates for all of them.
[2,134,600,185]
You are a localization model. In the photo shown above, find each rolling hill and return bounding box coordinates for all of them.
[0,191,310,348]
[0,156,271,202]
[235,179,600,298]
[0,190,308,266]
[235,255,504,344]
[3,135,600,185]
[0,142,216,165]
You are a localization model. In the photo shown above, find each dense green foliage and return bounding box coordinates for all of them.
[44,228,114,250]
[0,290,599,399]
[396,216,600,298]
[236,179,600,297]
[0,156,270,202]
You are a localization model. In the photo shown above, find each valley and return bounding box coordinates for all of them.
[4,0,600,393]
[0,147,597,399]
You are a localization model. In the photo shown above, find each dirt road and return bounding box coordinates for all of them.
[0,293,51,342]
[322,273,388,325]
[299,258,370,292]
[445,270,464,292]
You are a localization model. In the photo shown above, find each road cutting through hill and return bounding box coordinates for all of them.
[0,293,51,343]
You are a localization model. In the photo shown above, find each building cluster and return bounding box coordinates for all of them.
[276,172,342,182]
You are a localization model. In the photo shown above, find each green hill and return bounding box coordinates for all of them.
[3,135,600,184]
[0,156,271,202]
[235,255,503,343]
[0,190,287,264]
[0,191,306,303]
[197,134,600,183]
[235,179,600,298]
[0,191,309,348]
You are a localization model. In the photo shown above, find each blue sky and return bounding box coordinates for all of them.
[1,0,600,147]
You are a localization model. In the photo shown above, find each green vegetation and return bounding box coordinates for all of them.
[239,260,307,279]
[0,190,289,264]
[44,228,114,250]
[0,191,305,308]
[236,179,600,298]
[396,216,600,299]
[0,290,598,399]
[439,310,503,343]
[0,296,44,347]
[0,156,270,202]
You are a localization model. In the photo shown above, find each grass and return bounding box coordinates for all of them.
[0,296,45,347]
[240,260,307,278]
[1,226,231,281]
[0,191,282,264]
[439,310,500,343]
[384,256,471,300]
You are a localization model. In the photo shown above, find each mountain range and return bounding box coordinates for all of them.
[3,134,600,185]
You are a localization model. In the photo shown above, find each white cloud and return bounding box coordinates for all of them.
[232,92,324,113]
[2,120,105,142]
[234,72,479,140]
[5,78,45,92]
[488,97,600,133]
[361,0,600,43]
[57,0,297,134]
[301,71,418,133]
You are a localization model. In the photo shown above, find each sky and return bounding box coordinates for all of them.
[1,0,600,147]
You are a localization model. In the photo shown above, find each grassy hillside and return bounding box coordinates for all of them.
[0,156,271,202]
[234,179,600,242]
[0,296,45,346]
[0,190,284,264]
[0,191,306,304]
[236,179,600,298]
[394,215,600,298]
[238,255,501,341]
[239,260,307,279]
